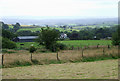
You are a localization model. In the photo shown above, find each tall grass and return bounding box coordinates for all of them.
[2,46,118,68]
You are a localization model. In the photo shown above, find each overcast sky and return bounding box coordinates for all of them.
[0,0,119,19]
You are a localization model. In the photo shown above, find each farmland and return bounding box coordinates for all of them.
[2,39,119,79]
[2,22,118,79]
[59,40,112,47]
[8,23,116,33]
[16,40,112,49]
[2,59,118,79]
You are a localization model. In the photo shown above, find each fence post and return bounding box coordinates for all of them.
[103,48,105,55]
[108,45,110,49]
[2,54,4,66]
[72,46,74,50]
[57,52,60,61]
[31,53,32,61]
[82,48,84,58]
[97,44,99,48]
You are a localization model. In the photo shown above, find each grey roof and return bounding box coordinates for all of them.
[18,36,38,39]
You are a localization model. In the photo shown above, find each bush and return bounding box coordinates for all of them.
[112,25,120,46]
[49,43,67,52]
[29,46,36,53]
[57,43,67,50]
[112,32,120,46]
[2,37,17,49]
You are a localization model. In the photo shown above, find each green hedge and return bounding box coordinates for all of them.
[2,37,17,49]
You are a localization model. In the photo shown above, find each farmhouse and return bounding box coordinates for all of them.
[60,33,68,39]
[13,36,38,42]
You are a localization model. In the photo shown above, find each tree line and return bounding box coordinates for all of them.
[1,21,120,50]
[65,26,117,40]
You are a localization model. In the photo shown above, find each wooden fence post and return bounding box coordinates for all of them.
[108,45,110,49]
[57,52,60,61]
[72,46,74,50]
[103,49,105,55]
[97,44,99,48]
[31,53,32,61]
[82,48,84,58]
[2,54,4,66]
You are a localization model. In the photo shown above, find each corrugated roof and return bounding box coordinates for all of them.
[18,36,38,39]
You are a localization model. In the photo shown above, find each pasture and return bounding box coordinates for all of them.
[59,40,112,47]
[16,40,112,49]
[17,27,78,32]
[2,40,118,79]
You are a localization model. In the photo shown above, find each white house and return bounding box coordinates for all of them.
[60,33,68,39]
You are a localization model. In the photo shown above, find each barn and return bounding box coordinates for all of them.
[13,36,38,42]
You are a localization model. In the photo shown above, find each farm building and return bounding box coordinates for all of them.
[12,36,38,42]
[60,33,68,39]
[13,33,68,42]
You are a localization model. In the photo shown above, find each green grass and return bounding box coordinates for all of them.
[16,42,42,49]
[58,40,112,48]
[17,27,79,32]
[16,40,112,49]
[80,54,119,62]
[17,28,41,32]
[8,25,14,29]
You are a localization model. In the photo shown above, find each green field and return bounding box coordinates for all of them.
[17,28,41,32]
[16,40,112,49]
[17,27,79,32]
[59,40,112,47]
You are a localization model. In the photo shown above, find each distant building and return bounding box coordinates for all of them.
[105,37,112,40]
[60,33,68,39]
[13,36,38,42]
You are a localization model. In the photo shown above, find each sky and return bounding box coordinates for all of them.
[0,0,119,19]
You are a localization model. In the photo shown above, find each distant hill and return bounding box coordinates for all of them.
[1,17,118,25]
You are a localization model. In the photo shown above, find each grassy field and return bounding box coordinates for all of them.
[16,42,40,49]
[16,40,112,49]
[2,46,118,67]
[59,40,112,47]
[17,27,79,32]
[17,28,41,32]
[2,59,118,79]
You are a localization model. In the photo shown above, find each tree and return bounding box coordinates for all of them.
[29,45,36,61]
[2,22,9,29]
[15,22,20,27]
[2,29,17,40]
[37,27,60,50]
[2,37,17,49]
[13,23,20,32]
[112,25,120,45]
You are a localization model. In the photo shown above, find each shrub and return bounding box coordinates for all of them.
[49,43,67,52]
[2,37,17,49]
[29,45,36,53]
[112,25,120,46]
[57,43,67,50]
